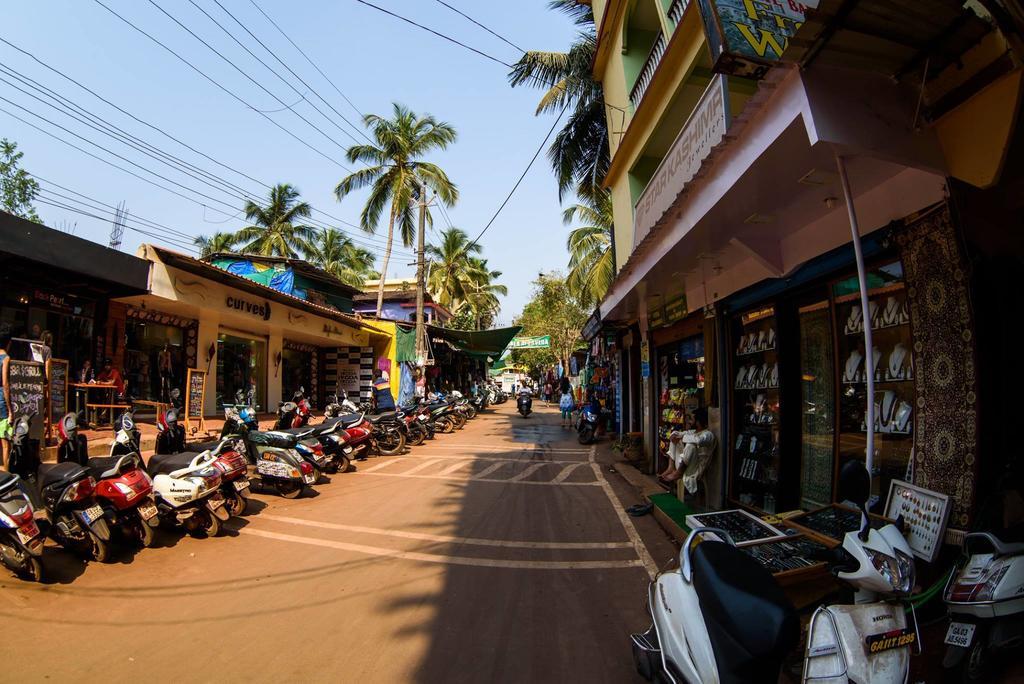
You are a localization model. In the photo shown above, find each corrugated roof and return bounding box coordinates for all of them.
[144,245,387,335]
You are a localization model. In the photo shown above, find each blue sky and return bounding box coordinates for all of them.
[1,0,580,321]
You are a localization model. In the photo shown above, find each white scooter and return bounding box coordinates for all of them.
[146,450,230,537]
[632,461,918,684]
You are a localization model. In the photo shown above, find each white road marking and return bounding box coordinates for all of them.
[471,462,507,479]
[439,460,470,475]
[414,453,585,466]
[358,471,599,486]
[240,527,645,570]
[589,445,658,579]
[508,463,547,481]
[259,514,633,549]
[552,462,585,483]
[360,459,401,473]
[396,459,441,475]
[425,443,589,454]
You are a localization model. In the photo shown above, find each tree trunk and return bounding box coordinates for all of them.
[376,206,397,318]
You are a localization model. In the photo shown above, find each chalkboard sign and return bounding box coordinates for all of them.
[47,358,69,438]
[184,368,207,435]
[9,360,45,439]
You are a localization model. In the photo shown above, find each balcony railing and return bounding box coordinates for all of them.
[629,32,667,110]
[667,0,689,26]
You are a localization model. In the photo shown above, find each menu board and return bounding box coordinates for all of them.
[47,358,69,435]
[8,360,45,439]
[184,368,207,435]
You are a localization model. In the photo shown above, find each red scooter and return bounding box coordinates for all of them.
[57,413,89,465]
[87,454,160,548]
[276,388,312,429]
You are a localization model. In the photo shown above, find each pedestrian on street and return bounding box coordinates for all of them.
[544,380,552,406]
[559,387,574,428]
[0,331,11,472]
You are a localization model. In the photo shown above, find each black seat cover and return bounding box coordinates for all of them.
[249,431,297,448]
[0,470,19,493]
[38,462,89,490]
[367,412,396,424]
[147,451,200,477]
[273,426,318,438]
[691,541,799,684]
[190,440,222,453]
[86,455,136,480]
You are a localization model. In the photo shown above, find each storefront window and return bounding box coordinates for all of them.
[217,332,267,411]
[657,334,705,473]
[125,320,185,402]
[834,261,913,511]
[798,302,834,509]
[282,348,313,402]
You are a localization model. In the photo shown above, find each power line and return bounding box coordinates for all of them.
[431,0,525,53]
[248,0,366,123]
[353,0,513,68]
[465,102,569,253]
[34,195,199,252]
[91,0,352,170]
[207,0,373,145]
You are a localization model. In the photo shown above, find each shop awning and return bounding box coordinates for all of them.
[0,211,150,296]
[144,245,386,336]
[426,325,522,360]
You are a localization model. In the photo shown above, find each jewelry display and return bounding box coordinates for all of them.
[789,505,877,541]
[732,308,779,512]
[842,350,864,384]
[867,300,879,329]
[740,536,830,574]
[737,334,748,355]
[756,330,767,350]
[886,343,912,381]
[891,400,912,434]
[766,328,775,349]
[769,363,779,388]
[871,346,882,381]
[843,305,863,335]
[684,509,786,546]
[884,480,950,562]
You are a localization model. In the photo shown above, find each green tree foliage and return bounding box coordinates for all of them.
[564,189,614,308]
[193,231,240,258]
[0,138,41,223]
[426,227,507,330]
[335,103,458,317]
[307,228,379,288]
[234,183,317,258]
[511,272,587,374]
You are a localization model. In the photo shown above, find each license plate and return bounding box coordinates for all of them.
[209,494,225,509]
[342,447,353,454]
[79,504,103,525]
[865,627,916,654]
[16,521,40,544]
[944,622,976,648]
[303,474,316,484]
[138,503,158,521]
[233,479,250,491]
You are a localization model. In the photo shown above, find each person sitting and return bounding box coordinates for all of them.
[371,368,395,413]
[77,359,95,384]
[659,408,716,496]
[97,358,126,397]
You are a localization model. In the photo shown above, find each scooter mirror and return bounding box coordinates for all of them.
[837,459,871,508]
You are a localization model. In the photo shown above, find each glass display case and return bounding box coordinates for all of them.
[833,261,914,512]
[798,301,835,509]
[730,307,780,512]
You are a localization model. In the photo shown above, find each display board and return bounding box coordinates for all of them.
[885,480,950,563]
[184,367,207,435]
[8,360,45,439]
[47,358,69,439]
[684,509,786,547]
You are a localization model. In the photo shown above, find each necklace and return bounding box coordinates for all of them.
[893,400,913,433]
[845,305,863,334]
[844,350,864,383]
[882,297,900,326]
[888,343,908,380]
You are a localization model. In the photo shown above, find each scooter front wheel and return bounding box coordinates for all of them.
[334,456,351,473]
[578,425,595,445]
[133,518,156,548]
[18,556,44,582]
[87,531,110,562]
[408,427,426,447]
[226,492,247,517]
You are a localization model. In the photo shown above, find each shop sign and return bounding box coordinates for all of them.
[640,341,651,379]
[226,295,271,321]
[508,335,551,349]
[582,310,602,341]
[33,289,75,313]
[648,304,665,329]
[665,295,687,324]
[696,0,810,79]
[8,361,45,439]
[633,75,730,248]
[323,323,353,338]
[336,363,362,394]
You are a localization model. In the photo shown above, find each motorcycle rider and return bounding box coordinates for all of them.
[371,368,395,414]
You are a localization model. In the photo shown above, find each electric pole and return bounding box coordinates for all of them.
[415,181,428,365]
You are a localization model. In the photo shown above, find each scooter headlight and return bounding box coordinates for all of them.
[865,549,913,595]
[186,476,213,493]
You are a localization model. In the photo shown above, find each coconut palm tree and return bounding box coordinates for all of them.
[234,183,317,258]
[193,231,240,258]
[564,189,614,308]
[508,2,607,201]
[307,228,378,288]
[464,257,508,329]
[426,227,482,311]
[335,103,458,317]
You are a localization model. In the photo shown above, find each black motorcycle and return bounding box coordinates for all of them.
[517,391,533,418]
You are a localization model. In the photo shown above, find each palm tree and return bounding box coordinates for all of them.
[233,183,317,258]
[564,190,614,308]
[464,257,508,329]
[426,227,482,311]
[308,228,378,288]
[508,2,608,201]
[335,103,458,317]
[193,231,239,258]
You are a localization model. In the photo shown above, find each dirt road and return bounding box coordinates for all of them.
[1,404,674,682]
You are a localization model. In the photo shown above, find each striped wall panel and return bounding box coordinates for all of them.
[323,346,374,403]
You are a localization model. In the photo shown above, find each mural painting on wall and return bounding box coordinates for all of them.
[697,0,808,78]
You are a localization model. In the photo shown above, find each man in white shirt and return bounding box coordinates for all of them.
[659,408,716,494]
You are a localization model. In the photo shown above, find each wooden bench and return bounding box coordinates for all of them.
[132,399,168,420]
[86,403,132,428]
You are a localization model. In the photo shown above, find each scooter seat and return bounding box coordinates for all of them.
[327,413,364,428]
[366,412,396,424]
[147,451,201,477]
[273,426,318,438]
[249,431,297,448]
[37,462,89,491]
[691,540,799,684]
[0,470,20,493]
[86,455,139,480]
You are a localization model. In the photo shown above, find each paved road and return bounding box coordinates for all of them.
[1,404,675,682]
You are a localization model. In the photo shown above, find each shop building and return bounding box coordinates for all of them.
[114,245,389,415]
[590,0,1024,536]
[356,278,452,325]
[0,210,149,371]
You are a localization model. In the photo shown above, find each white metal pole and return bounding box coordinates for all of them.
[835,152,875,477]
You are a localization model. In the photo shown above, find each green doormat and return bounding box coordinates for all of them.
[647,493,695,533]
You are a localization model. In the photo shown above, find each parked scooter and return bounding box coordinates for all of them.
[576,405,604,444]
[57,412,89,465]
[86,451,160,549]
[37,456,113,562]
[237,405,334,480]
[517,389,532,418]
[221,407,315,498]
[146,450,230,537]
[155,406,187,455]
[0,423,46,580]
[632,461,918,684]
[942,464,1024,683]
[275,388,312,430]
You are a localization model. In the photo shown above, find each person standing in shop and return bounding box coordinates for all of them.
[0,332,12,471]
[157,342,173,402]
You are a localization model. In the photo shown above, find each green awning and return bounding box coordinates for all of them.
[395,325,417,362]
[426,325,522,358]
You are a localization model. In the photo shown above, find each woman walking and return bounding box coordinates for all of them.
[559,385,575,428]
